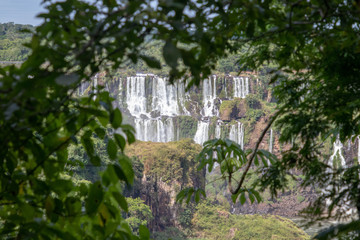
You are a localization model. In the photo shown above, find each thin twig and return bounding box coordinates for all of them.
[228,109,283,194]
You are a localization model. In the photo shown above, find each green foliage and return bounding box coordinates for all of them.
[174,116,198,139]
[0,23,33,61]
[125,198,153,234]
[126,139,203,184]
[297,195,305,203]
[152,227,187,240]
[219,100,237,119]
[191,201,310,240]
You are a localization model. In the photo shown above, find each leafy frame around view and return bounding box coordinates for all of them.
[1,0,360,239]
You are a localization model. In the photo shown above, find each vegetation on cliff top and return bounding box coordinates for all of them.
[190,202,310,240]
[126,139,203,184]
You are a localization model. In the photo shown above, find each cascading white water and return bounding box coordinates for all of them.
[323,136,356,216]
[358,136,360,165]
[215,122,222,139]
[176,81,190,116]
[78,81,90,96]
[92,73,98,100]
[118,74,251,144]
[135,118,174,142]
[233,77,249,98]
[202,76,218,117]
[329,136,346,168]
[126,75,148,117]
[152,77,180,116]
[194,121,210,145]
[229,121,244,150]
[269,128,273,153]
[124,74,191,143]
[224,78,228,99]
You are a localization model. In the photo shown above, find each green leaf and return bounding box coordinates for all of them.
[111,108,122,129]
[176,187,194,204]
[253,190,262,203]
[112,192,128,212]
[112,159,134,185]
[107,139,117,160]
[140,55,161,69]
[194,190,200,203]
[186,188,194,204]
[139,225,150,240]
[122,124,136,144]
[85,181,104,215]
[248,191,255,204]
[90,155,101,166]
[45,196,55,218]
[231,193,239,204]
[163,40,180,68]
[246,22,255,37]
[81,134,94,157]
[240,192,246,205]
[254,155,259,166]
[65,197,81,216]
[95,127,106,139]
[98,115,109,127]
[114,133,126,151]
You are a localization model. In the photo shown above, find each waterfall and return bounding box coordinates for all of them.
[78,81,90,96]
[233,77,249,98]
[135,118,174,142]
[329,136,346,168]
[202,76,218,117]
[117,74,252,145]
[269,128,273,153]
[126,75,148,117]
[324,136,355,216]
[151,77,181,116]
[117,78,123,106]
[92,73,98,100]
[229,121,244,150]
[194,121,210,145]
[357,136,360,165]
[224,78,228,98]
[215,121,222,139]
[177,81,190,115]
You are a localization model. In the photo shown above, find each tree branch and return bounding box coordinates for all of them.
[228,109,283,194]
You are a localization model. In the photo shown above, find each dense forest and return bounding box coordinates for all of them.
[0,23,33,61]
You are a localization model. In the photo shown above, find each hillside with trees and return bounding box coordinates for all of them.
[0,23,33,61]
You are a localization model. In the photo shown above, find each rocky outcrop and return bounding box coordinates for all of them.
[126,139,205,231]
[219,98,248,121]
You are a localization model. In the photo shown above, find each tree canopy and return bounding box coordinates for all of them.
[1,0,360,239]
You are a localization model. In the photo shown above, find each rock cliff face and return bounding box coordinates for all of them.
[126,139,205,231]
